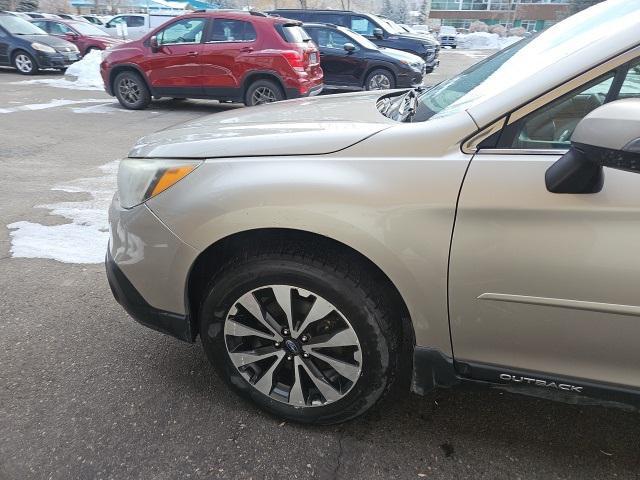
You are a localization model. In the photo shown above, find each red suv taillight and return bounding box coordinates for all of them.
[282,50,307,72]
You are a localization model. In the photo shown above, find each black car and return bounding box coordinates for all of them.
[268,9,439,73]
[303,23,425,91]
[0,13,80,74]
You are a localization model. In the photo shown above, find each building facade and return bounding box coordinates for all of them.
[427,0,571,32]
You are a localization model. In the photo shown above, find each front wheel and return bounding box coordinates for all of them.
[113,71,151,110]
[365,69,395,91]
[244,79,284,106]
[199,248,401,424]
[13,51,38,75]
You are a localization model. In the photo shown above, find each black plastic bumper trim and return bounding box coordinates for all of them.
[106,251,193,342]
[411,346,459,395]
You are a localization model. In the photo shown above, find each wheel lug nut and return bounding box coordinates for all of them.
[274,342,281,348]
[282,328,290,336]
[302,352,310,358]
[286,355,293,361]
[301,335,309,342]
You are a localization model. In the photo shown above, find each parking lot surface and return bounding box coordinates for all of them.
[2,50,640,480]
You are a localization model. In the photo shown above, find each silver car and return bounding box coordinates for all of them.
[107,0,640,424]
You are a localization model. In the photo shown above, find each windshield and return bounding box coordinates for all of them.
[376,17,405,35]
[339,26,378,50]
[0,16,47,35]
[413,0,640,122]
[71,21,108,36]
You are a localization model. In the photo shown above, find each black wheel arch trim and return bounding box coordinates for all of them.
[241,69,287,96]
[108,63,150,97]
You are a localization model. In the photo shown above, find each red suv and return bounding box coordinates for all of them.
[100,11,324,109]
[30,18,124,56]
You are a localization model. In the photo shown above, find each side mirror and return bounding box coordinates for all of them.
[67,32,79,40]
[149,35,159,52]
[373,27,384,39]
[343,42,356,53]
[546,99,640,194]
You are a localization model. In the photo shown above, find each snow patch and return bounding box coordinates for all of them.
[0,98,108,114]
[65,49,105,89]
[11,49,105,91]
[71,103,132,114]
[7,161,118,264]
[456,32,524,50]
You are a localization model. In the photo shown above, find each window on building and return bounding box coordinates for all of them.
[519,20,537,32]
[441,19,473,29]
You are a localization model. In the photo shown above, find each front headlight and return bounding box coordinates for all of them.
[117,159,202,209]
[69,44,79,52]
[31,42,56,53]
[410,62,425,72]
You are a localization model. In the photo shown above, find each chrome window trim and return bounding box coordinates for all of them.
[476,148,568,156]
[461,117,505,154]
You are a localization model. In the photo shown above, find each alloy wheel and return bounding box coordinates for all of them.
[368,74,391,90]
[118,78,141,105]
[15,54,33,74]
[224,285,363,407]
[251,86,277,105]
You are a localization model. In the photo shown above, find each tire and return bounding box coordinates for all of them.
[452,45,457,49]
[13,51,38,75]
[244,79,284,106]
[199,247,401,425]
[365,68,395,91]
[113,71,151,110]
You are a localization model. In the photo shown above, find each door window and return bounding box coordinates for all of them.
[207,19,257,42]
[31,20,49,32]
[158,18,205,45]
[507,60,640,150]
[350,16,376,36]
[312,28,354,50]
[126,16,145,27]
[49,22,74,35]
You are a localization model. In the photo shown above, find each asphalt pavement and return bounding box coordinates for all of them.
[1,50,640,480]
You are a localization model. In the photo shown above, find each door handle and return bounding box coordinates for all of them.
[187,51,199,56]
[240,46,254,53]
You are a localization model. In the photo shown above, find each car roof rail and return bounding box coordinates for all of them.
[273,8,353,13]
[192,8,268,17]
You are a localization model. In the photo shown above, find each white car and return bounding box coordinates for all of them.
[100,12,182,39]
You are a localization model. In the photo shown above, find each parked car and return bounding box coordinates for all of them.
[100,11,323,109]
[268,9,440,73]
[303,23,425,91]
[0,13,80,74]
[82,15,105,26]
[23,12,62,19]
[107,0,640,425]
[100,12,181,40]
[57,13,90,22]
[1,10,31,20]
[437,25,457,48]
[30,18,124,56]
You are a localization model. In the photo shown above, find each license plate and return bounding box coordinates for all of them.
[65,53,79,61]
[310,52,318,64]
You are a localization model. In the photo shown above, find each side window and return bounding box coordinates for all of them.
[127,16,145,28]
[350,16,375,36]
[207,19,256,42]
[106,16,124,27]
[49,22,73,35]
[313,28,354,50]
[158,18,205,45]
[507,60,640,150]
[508,74,616,150]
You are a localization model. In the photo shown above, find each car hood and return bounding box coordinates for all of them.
[389,32,437,45]
[379,47,425,64]
[19,34,76,49]
[129,91,398,159]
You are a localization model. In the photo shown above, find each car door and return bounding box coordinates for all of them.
[199,18,257,95]
[143,17,205,96]
[0,27,9,65]
[307,27,362,88]
[449,56,640,389]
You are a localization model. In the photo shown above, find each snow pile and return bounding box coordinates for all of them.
[456,32,524,50]
[7,161,118,264]
[64,49,104,89]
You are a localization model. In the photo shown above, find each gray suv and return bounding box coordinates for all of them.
[107,0,640,424]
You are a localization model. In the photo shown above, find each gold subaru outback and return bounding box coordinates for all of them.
[107,0,640,424]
